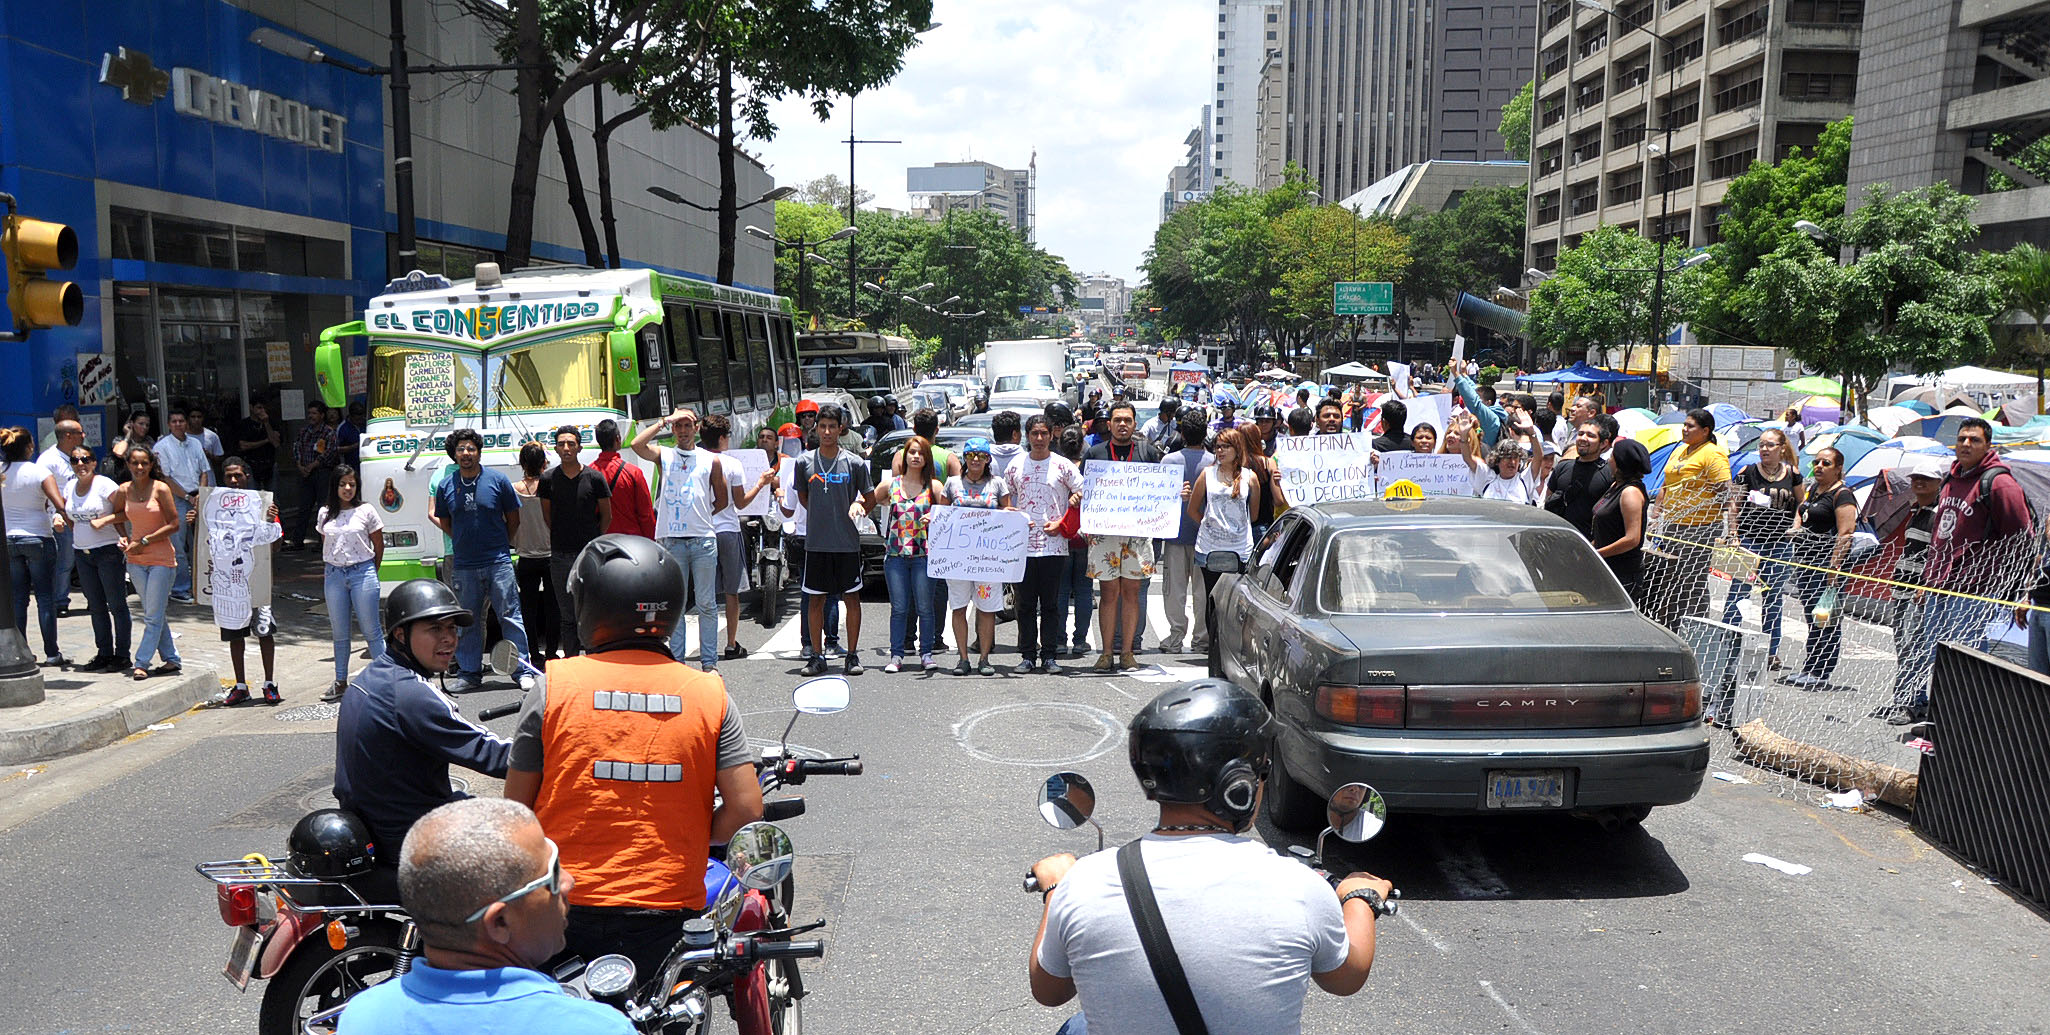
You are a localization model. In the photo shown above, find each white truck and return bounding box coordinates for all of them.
[979,338,1069,413]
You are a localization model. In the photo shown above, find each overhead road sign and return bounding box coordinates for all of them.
[1333,281,1394,316]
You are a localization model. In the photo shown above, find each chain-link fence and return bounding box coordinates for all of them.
[1640,501,2041,806]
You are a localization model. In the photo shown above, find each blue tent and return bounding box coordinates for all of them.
[1646,441,1681,498]
[1517,361,1648,384]
[1170,361,1208,373]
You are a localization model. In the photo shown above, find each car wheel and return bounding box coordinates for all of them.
[1264,752,1324,832]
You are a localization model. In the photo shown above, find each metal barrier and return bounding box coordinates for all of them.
[1915,643,2050,911]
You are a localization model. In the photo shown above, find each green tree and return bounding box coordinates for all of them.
[1395,185,1528,329]
[1695,116,1852,348]
[1498,80,1533,161]
[1999,241,2050,410]
[1749,183,2004,423]
[1527,223,1705,361]
[1269,204,1410,348]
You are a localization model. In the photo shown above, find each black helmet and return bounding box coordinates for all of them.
[1128,680,1275,832]
[383,579,472,641]
[1159,397,1181,413]
[1047,402,1076,426]
[287,808,377,878]
[869,395,888,411]
[568,534,686,653]
[1252,405,1280,421]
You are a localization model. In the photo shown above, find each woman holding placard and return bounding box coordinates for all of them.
[872,436,941,673]
[1185,428,1261,642]
[937,437,1012,676]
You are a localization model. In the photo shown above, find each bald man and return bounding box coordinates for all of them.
[336,798,631,1035]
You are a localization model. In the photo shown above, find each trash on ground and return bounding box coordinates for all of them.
[1742,852,1812,876]
[1951,879,1967,891]
[1904,737,1935,755]
[145,722,176,732]
[1712,771,1752,784]
[1823,789,1865,810]
[286,592,319,602]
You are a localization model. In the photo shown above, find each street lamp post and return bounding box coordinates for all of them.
[648,184,796,213]
[746,225,855,320]
[249,23,549,275]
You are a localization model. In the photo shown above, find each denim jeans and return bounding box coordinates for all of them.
[171,497,194,596]
[7,536,60,657]
[1904,594,1999,709]
[452,556,528,678]
[884,553,938,658]
[1058,541,1093,652]
[2029,606,2050,678]
[128,561,180,668]
[1719,535,1792,659]
[51,524,72,610]
[324,559,385,682]
[662,536,719,667]
[74,544,131,662]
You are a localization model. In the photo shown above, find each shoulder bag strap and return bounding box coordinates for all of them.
[1115,840,1211,1035]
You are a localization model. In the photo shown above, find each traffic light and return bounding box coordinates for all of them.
[1,206,80,332]
[1147,306,1162,314]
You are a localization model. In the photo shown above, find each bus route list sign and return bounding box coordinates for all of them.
[1333,282,1394,316]
[405,353,456,427]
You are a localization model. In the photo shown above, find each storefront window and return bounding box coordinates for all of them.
[152,215,236,269]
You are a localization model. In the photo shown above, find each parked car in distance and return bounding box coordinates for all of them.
[918,378,976,421]
[1208,497,1708,832]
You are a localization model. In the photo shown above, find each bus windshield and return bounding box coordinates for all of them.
[802,358,892,394]
[367,330,610,427]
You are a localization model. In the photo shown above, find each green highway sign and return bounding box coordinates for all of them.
[1333,281,1394,316]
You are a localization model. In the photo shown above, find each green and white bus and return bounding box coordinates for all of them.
[314,266,799,584]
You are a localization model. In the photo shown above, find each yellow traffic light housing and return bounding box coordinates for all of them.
[0,198,81,334]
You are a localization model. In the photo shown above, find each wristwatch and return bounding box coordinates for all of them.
[1339,887,1390,917]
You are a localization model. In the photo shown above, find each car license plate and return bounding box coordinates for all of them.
[223,924,261,991]
[1485,769,1566,809]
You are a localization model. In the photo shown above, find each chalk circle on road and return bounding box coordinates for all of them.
[953,702,1126,767]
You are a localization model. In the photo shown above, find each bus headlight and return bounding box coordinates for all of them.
[383,531,419,549]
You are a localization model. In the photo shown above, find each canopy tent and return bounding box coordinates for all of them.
[1899,399,1937,415]
[1322,361,1387,380]
[1655,409,1688,425]
[1613,408,1658,437]
[1630,424,1683,452]
[1861,405,1924,437]
[1645,442,1681,498]
[1169,361,1209,373]
[1516,361,1648,384]
[1846,442,1951,487]
[1720,421,1766,454]
[1255,368,1297,380]
[1889,365,2037,393]
[1799,396,1841,425]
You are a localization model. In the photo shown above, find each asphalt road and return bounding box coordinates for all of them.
[2,591,2046,1035]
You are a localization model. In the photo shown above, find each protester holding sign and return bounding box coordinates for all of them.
[1186,428,1261,642]
[1007,415,1084,675]
[1080,401,1164,672]
[937,438,1013,675]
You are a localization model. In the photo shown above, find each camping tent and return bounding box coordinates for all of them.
[1516,361,1647,384]
[1888,365,2036,394]
[1322,361,1386,380]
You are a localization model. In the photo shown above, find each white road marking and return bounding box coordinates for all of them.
[757,609,810,660]
[1398,911,1453,956]
[1479,979,1544,1035]
[952,702,1125,766]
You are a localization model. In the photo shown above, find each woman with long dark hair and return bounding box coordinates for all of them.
[1593,438,1652,605]
[111,445,181,678]
[874,435,940,672]
[1785,446,1859,688]
[510,441,558,667]
[3,427,70,665]
[65,446,130,672]
[316,464,385,701]
[1186,427,1261,638]
[1720,428,1803,668]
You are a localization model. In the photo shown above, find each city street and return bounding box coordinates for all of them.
[1,578,2045,1035]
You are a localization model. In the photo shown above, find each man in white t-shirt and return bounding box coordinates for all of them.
[630,408,730,670]
[36,418,83,613]
[153,412,213,602]
[1006,414,1083,674]
[1029,681,1391,1035]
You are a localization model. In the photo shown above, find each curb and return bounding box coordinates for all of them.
[0,668,222,766]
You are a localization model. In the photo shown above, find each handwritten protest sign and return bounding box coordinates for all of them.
[405,353,456,426]
[730,449,777,517]
[1375,452,1470,496]
[928,507,1029,582]
[1405,393,1453,436]
[1273,433,1377,507]
[1080,461,1183,538]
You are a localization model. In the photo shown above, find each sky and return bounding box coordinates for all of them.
[755,0,1215,287]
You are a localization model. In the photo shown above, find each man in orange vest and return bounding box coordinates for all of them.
[503,534,764,977]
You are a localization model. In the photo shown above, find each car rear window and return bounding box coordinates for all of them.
[1319,526,1632,614]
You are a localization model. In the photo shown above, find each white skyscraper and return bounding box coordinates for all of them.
[1216,0,1284,186]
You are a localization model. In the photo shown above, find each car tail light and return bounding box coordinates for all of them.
[1641,681,1701,724]
[1316,685,1406,728]
[218,884,259,927]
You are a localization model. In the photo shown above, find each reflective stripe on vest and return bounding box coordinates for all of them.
[531,652,726,910]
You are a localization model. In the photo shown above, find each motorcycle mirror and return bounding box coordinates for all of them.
[490,639,541,682]
[792,675,850,715]
[727,821,796,891]
[1037,772,1097,830]
[1325,783,1387,844]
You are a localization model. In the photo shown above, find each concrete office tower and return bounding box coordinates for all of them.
[1272,0,1435,199]
[906,159,1036,241]
[1524,0,1861,272]
[1847,0,2050,248]
[1435,1,1543,160]
[1162,107,1215,223]
[1216,0,1286,186]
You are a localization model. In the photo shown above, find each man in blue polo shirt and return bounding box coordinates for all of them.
[336,798,631,1035]
[429,429,531,692]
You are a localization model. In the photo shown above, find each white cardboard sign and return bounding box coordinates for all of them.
[1272,432,1378,507]
[1079,460,1182,538]
[927,506,1029,582]
[1375,452,1472,496]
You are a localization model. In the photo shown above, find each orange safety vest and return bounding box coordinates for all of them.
[531,652,727,910]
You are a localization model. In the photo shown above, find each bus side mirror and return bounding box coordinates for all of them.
[313,340,347,409]
[609,329,641,396]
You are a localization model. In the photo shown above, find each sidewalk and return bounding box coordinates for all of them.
[0,544,346,765]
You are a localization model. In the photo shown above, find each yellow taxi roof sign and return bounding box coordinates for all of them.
[1382,479,1424,500]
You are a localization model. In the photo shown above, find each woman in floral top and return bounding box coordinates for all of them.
[870,436,941,672]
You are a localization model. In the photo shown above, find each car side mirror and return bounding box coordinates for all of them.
[1205,551,1243,575]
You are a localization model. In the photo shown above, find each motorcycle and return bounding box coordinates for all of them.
[1021,770,1399,907]
[196,674,859,1035]
[743,513,785,628]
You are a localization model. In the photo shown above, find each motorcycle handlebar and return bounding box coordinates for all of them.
[762,797,806,822]
[749,939,826,961]
[802,758,863,777]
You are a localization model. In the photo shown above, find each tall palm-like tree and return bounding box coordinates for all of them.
[2002,243,2050,413]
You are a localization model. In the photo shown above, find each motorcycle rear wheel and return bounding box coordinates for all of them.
[258,918,406,1035]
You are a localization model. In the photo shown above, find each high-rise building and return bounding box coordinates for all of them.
[1216,0,1286,186]
[1523,0,1861,273]
[1846,0,2050,249]
[1162,107,1215,223]
[905,158,1036,241]
[1263,0,1532,198]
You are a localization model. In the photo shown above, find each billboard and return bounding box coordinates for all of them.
[907,165,991,196]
